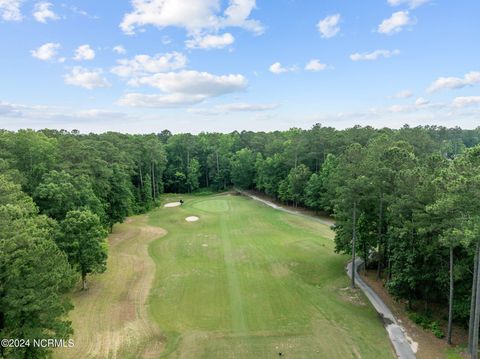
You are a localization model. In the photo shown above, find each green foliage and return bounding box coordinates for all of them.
[230,148,256,189]
[0,174,75,358]
[34,170,104,221]
[279,164,311,206]
[431,321,445,339]
[57,210,108,288]
[2,124,480,345]
[106,164,133,230]
[186,158,201,192]
[408,311,432,329]
[407,312,444,338]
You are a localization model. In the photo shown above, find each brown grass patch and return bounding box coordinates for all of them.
[55,215,167,359]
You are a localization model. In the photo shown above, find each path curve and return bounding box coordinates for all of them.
[239,190,416,359]
[347,259,416,359]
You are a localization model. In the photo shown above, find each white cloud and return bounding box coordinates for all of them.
[111,52,187,78]
[0,100,130,128]
[31,42,61,61]
[33,2,58,23]
[113,45,126,55]
[394,90,413,98]
[427,71,480,93]
[129,70,247,94]
[269,62,287,74]
[350,49,400,61]
[221,103,277,111]
[119,70,247,108]
[73,44,96,61]
[317,14,340,38]
[0,0,23,21]
[67,5,99,20]
[269,62,298,74]
[189,102,278,115]
[64,67,111,89]
[118,93,208,108]
[453,96,480,108]
[120,0,263,36]
[305,59,327,72]
[415,97,430,106]
[185,32,234,49]
[378,11,413,34]
[387,0,430,9]
[388,104,407,113]
[388,97,433,113]
[0,100,23,116]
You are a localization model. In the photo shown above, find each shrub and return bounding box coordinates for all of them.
[430,321,444,339]
[408,312,431,329]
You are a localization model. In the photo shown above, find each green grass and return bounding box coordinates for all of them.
[445,347,466,359]
[147,193,394,358]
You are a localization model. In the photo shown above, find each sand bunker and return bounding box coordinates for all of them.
[164,202,181,208]
[185,216,199,222]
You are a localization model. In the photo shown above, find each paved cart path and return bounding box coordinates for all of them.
[347,259,416,359]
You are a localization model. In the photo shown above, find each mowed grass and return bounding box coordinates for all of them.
[147,194,394,358]
[55,216,166,359]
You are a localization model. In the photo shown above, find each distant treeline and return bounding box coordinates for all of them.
[1,124,480,357]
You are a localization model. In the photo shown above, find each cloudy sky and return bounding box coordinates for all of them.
[0,0,479,133]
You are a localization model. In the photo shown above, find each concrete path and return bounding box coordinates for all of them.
[347,259,416,359]
[237,190,334,226]
[239,190,416,359]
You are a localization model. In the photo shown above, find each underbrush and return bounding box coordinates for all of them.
[408,311,444,338]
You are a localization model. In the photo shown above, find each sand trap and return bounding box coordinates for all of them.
[185,216,199,222]
[164,202,181,208]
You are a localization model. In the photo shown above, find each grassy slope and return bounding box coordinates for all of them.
[148,194,394,358]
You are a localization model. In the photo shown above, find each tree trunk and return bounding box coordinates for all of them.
[363,240,368,276]
[151,161,156,201]
[153,162,157,199]
[386,234,392,281]
[472,245,480,359]
[469,243,479,355]
[377,193,383,280]
[139,164,144,189]
[447,244,454,345]
[82,273,88,291]
[351,200,357,289]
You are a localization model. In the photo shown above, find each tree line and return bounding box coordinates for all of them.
[1,125,480,357]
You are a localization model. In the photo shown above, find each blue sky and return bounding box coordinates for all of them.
[0,0,479,133]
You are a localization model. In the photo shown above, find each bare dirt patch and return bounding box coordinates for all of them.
[338,287,367,306]
[55,216,167,359]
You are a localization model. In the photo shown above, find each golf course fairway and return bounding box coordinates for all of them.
[147,193,394,358]
[57,193,394,358]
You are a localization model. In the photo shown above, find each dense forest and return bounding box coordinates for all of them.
[1,125,480,358]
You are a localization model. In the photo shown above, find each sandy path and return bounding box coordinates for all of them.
[55,216,167,359]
